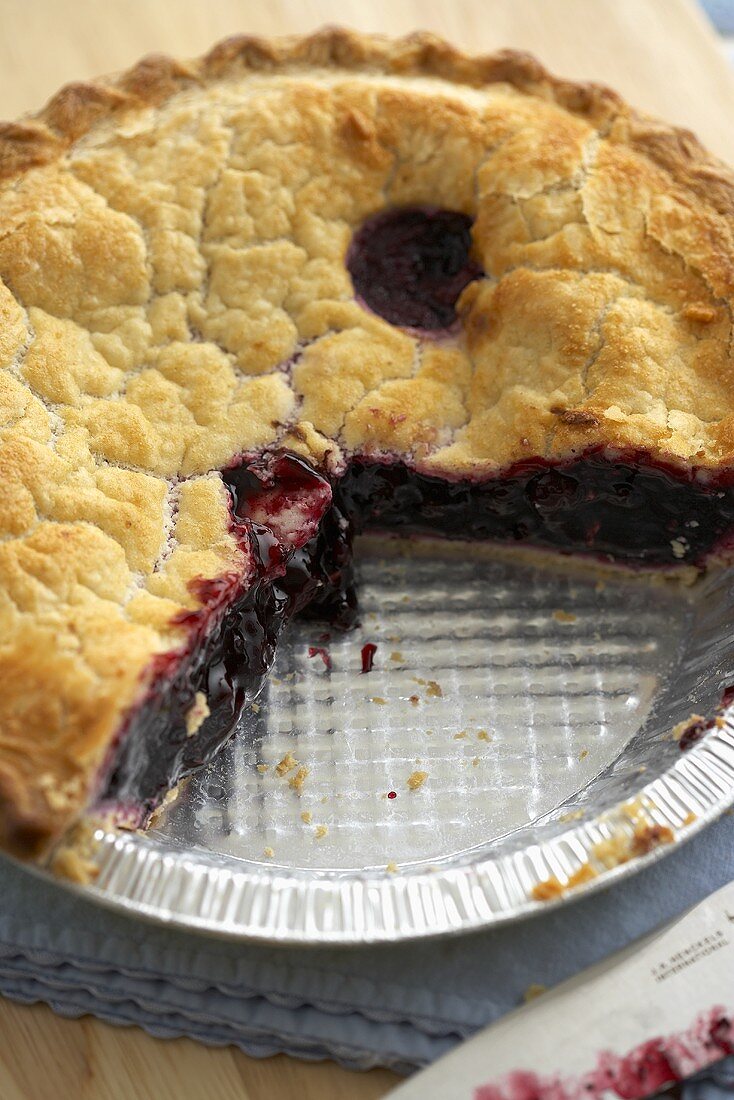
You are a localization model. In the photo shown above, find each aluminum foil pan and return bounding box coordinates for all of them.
[52,542,734,943]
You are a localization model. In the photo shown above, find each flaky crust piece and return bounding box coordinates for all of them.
[2,28,734,859]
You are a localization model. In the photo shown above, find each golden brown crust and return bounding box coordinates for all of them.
[2,28,734,860]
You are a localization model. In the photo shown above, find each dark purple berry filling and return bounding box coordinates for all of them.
[346,206,483,331]
[99,455,338,821]
[334,451,734,567]
[99,449,734,821]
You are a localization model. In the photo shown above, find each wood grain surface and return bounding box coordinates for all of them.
[0,1,732,1097]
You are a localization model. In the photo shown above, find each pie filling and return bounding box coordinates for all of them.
[346,206,483,330]
[96,449,734,824]
[91,206,734,825]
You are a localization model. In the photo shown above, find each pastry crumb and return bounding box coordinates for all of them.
[301,811,313,825]
[409,694,420,706]
[426,680,443,698]
[532,876,563,901]
[578,748,588,761]
[552,609,577,624]
[288,766,309,792]
[263,847,274,859]
[185,692,210,737]
[670,537,689,560]
[454,731,467,740]
[476,729,492,742]
[256,764,269,774]
[371,696,387,705]
[559,809,584,823]
[314,824,328,839]
[630,822,674,857]
[523,983,547,1003]
[390,650,403,662]
[251,702,261,714]
[472,757,480,767]
[386,861,399,874]
[671,714,705,741]
[407,770,428,790]
[532,863,597,901]
[275,751,298,777]
[681,811,697,826]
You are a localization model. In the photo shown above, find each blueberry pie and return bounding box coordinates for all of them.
[2,30,734,869]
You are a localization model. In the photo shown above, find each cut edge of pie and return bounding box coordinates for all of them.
[1,29,734,872]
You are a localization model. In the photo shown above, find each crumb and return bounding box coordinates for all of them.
[681,811,697,826]
[409,694,420,706]
[387,635,402,644]
[559,809,584,823]
[147,784,180,827]
[288,766,309,792]
[578,748,588,761]
[523,984,547,1003]
[251,702,261,714]
[314,824,328,839]
[256,764,269,774]
[301,811,313,825]
[413,677,427,686]
[454,731,467,740]
[532,876,563,901]
[386,861,399,874]
[390,651,403,662]
[371,696,387,705]
[630,823,674,857]
[275,751,298,777]
[426,680,443,698]
[263,847,274,858]
[185,692,210,737]
[670,537,689,560]
[476,729,492,742]
[472,757,480,767]
[532,863,596,901]
[592,835,631,869]
[567,864,597,888]
[407,770,428,790]
[671,715,705,741]
[553,609,577,624]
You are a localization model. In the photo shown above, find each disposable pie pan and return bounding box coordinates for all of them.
[46,540,734,943]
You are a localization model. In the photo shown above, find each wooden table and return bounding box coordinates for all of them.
[0,0,732,1096]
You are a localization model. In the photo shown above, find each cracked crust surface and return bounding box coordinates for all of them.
[2,28,734,859]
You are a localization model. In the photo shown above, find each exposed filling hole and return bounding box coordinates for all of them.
[346,206,483,331]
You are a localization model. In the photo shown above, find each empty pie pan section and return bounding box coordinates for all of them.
[53,540,734,942]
